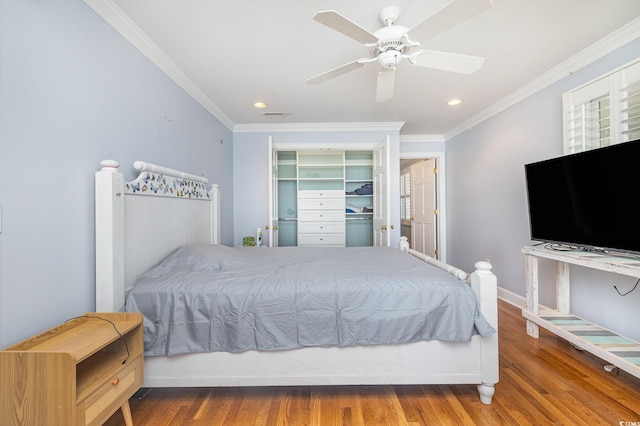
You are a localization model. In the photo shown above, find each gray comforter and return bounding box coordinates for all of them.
[126,244,495,356]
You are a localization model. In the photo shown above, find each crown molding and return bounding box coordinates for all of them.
[83,1,640,141]
[233,122,405,133]
[399,134,446,143]
[444,17,640,141]
[83,0,235,130]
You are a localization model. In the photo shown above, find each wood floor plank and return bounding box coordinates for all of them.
[189,389,213,421]
[104,301,640,425]
[383,385,409,426]
[337,386,365,426]
[393,385,424,424]
[267,388,288,426]
[501,366,586,425]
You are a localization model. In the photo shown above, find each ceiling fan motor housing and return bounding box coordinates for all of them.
[378,50,402,69]
[372,24,413,69]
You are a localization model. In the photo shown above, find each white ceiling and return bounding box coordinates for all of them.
[93,0,640,137]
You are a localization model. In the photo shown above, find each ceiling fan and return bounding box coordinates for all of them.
[306,0,492,102]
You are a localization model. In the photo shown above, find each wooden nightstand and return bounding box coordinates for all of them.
[0,312,143,426]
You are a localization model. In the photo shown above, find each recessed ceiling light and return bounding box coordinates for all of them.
[253,101,268,109]
[447,98,463,106]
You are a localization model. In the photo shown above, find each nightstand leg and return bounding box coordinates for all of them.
[121,401,133,426]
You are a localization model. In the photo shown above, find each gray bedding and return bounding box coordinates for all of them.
[126,244,495,356]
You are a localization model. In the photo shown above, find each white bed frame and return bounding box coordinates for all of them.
[95,160,499,404]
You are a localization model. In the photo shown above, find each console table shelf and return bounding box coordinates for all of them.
[521,245,640,380]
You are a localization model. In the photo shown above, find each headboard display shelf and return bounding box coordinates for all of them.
[522,245,640,379]
[123,160,210,199]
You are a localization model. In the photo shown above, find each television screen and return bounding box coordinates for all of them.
[524,139,640,254]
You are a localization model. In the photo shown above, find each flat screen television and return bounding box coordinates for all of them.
[524,139,640,255]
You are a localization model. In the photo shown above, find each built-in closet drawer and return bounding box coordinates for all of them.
[298,198,345,210]
[298,222,345,234]
[297,190,345,247]
[297,210,345,222]
[298,190,344,199]
[298,234,345,246]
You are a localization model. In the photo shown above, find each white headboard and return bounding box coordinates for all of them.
[95,160,220,311]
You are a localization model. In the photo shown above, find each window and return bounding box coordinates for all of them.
[563,58,640,154]
[622,77,640,141]
[400,169,410,225]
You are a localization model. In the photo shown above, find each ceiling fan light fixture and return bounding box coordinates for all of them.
[378,50,402,69]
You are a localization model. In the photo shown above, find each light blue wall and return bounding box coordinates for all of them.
[0,0,233,347]
[233,129,401,248]
[446,38,640,341]
[400,140,446,153]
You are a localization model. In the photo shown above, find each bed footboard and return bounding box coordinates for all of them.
[401,236,499,401]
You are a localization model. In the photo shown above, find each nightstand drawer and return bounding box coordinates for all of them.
[77,356,142,426]
[298,222,345,234]
[298,198,345,210]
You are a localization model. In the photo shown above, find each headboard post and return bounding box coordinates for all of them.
[209,184,221,245]
[95,160,125,311]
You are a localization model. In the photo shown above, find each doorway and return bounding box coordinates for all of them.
[400,153,446,261]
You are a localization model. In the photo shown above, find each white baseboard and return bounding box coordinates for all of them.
[497,287,526,308]
[497,287,550,311]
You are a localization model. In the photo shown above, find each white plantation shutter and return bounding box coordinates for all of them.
[563,58,640,154]
[620,62,640,141]
[400,170,410,225]
[563,77,611,154]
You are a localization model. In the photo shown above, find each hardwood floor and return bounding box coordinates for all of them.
[105,301,640,425]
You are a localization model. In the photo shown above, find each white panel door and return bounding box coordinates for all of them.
[411,159,437,258]
[373,137,390,247]
[267,137,279,247]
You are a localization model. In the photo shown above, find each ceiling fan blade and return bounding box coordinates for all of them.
[306,60,365,85]
[313,10,379,44]
[376,69,396,102]
[409,0,492,43]
[411,50,485,74]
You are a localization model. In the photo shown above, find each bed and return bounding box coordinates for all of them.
[95,160,499,404]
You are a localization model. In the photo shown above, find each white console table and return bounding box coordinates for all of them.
[521,245,640,379]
